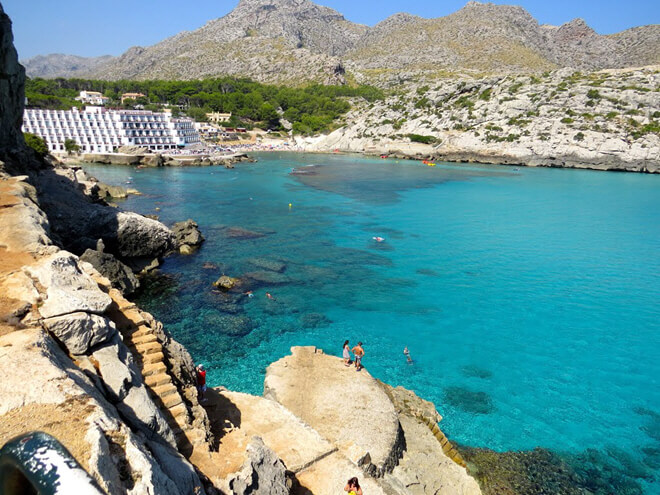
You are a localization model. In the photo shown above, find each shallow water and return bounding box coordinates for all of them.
[83,153,660,492]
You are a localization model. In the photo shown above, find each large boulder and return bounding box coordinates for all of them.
[115,212,175,259]
[42,312,116,355]
[80,249,139,295]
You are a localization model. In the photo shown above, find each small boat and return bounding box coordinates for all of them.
[427,163,436,167]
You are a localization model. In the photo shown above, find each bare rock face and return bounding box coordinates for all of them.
[25,252,113,318]
[80,249,140,295]
[0,3,25,157]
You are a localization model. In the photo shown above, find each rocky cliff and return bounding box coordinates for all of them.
[0,4,25,157]
[298,66,660,173]
[21,0,660,83]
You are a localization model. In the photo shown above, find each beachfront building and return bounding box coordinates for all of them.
[76,91,110,106]
[206,112,232,123]
[170,118,201,147]
[120,92,146,104]
[22,106,200,153]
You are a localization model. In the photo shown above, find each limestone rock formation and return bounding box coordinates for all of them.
[42,311,116,355]
[265,346,405,477]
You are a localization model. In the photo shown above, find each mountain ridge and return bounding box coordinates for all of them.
[21,0,660,84]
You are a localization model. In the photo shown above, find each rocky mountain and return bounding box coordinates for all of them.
[22,53,114,79]
[20,0,660,84]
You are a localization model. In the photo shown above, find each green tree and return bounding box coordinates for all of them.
[64,138,80,154]
[23,133,48,157]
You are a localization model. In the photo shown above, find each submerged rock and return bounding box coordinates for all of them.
[300,312,332,328]
[204,312,256,337]
[246,257,286,273]
[213,275,241,291]
[224,226,272,240]
[443,386,494,415]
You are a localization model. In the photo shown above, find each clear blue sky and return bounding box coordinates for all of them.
[4,0,659,59]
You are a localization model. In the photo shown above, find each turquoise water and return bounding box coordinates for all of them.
[83,154,660,492]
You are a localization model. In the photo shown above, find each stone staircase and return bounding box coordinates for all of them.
[103,286,207,455]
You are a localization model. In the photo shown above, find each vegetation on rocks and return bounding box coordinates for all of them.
[25,77,383,134]
[23,132,48,157]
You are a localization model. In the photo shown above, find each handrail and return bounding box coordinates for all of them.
[0,432,105,495]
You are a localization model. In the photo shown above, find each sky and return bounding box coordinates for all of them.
[4,0,659,60]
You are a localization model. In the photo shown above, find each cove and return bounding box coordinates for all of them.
[83,153,660,492]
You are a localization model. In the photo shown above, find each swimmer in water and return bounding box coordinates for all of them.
[404,346,413,364]
[266,292,275,300]
[245,291,254,298]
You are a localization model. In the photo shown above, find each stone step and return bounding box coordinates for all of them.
[144,373,172,388]
[134,341,162,355]
[169,403,189,422]
[162,393,183,409]
[153,384,178,398]
[142,351,165,364]
[129,325,153,339]
[130,333,158,346]
[142,361,167,377]
[123,309,147,327]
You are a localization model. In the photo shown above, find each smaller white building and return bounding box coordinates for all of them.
[76,91,110,106]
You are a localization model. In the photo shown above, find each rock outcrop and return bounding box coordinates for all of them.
[80,248,140,295]
[172,219,205,255]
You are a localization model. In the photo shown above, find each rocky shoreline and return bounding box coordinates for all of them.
[297,66,660,174]
[67,151,255,168]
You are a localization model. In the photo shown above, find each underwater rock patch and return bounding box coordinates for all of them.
[300,313,332,328]
[416,268,439,277]
[224,226,273,240]
[246,258,287,273]
[203,312,256,337]
[443,386,494,415]
[461,365,493,380]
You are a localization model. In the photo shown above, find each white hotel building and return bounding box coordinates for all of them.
[22,106,201,153]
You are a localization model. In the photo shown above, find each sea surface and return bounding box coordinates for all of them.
[83,153,660,493]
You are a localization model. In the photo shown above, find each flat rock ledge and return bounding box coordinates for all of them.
[265,346,404,477]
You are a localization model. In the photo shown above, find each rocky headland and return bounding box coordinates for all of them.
[1,5,485,494]
[298,66,660,173]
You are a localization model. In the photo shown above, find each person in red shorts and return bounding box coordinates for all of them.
[196,364,207,403]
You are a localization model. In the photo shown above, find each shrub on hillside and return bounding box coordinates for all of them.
[406,134,437,144]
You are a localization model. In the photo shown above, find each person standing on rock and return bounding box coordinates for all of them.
[344,477,363,495]
[342,340,351,366]
[352,342,365,371]
[196,364,207,403]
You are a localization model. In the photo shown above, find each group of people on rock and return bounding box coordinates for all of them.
[342,340,365,371]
